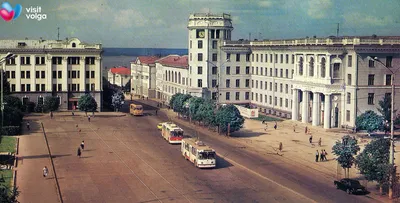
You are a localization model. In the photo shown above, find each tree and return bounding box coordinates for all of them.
[215,104,244,134]
[377,94,397,132]
[332,135,360,178]
[4,96,23,111]
[0,105,23,126]
[173,94,191,116]
[1,71,11,96]
[78,94,98,115]
[102,77,117,111]
[43,96,59,112]
[124,80,131,93]
[111,91,125,112]
[188,97,205,122]
[169,93,183,110]
[356,138,394,194]
[356,110,384,134]
[0,185,19,203]
[196,100,217,127]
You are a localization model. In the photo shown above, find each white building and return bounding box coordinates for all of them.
[131,56,160,98]
[107,66,130,87]
[185,13,400,129]
[0,38,103,110]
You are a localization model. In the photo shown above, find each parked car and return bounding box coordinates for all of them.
[334,178,366,194]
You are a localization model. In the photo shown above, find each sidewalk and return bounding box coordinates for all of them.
[143,98,391,202]
[16,115,60,203]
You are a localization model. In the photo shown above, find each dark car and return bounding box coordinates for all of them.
[334,178,366,194]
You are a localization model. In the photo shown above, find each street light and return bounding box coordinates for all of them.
[0,52,17,132]
[368,56,400,199]
[206,59,230,109]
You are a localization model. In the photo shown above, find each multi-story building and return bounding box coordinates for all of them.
[131,56,160,98]
[107,66,130,87]
[0,38,103,110]
[185,13,400,129]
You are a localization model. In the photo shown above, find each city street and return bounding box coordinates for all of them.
[30,101,379,203]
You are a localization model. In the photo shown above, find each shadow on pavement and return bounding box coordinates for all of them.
[51,154,72,158]
[215,156,233,169]
[21,154,69,159]
[230,130,264,138]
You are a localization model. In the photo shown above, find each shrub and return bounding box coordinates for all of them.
[34,103,44,113]
[1,126,21,136]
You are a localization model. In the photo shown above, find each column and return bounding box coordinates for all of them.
[324,94,331,129]
[292,89,299,121]
[95,57,101,91]
[312,92,321,126]
[80,57,86,91]
[325,54,331,79]
[302,91,309,123]
[62,57,68,91]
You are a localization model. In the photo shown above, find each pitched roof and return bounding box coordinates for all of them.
[109,66,130,75]
[134,56,160,65]
[156,55,188,68]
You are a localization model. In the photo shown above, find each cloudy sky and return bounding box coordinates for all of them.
[1,0,400,48]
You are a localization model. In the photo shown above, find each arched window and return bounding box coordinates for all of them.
[168,71,171,81]
[165,70,167,80]
[309,57,314,77]
[175,72,177,83]
[72,43,76,48]
[321,58,326,78]
[178,72,181,84]
[299,57,304,76]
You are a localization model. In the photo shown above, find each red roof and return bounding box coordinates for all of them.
[134,56,160,65]
[110,67,130,75]
[156,55,188,68]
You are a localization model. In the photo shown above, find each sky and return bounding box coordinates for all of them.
[1,0,400,48]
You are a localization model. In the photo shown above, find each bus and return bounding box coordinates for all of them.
[161,122,184,144]
[130,103,143,116]
[181,138,216,168]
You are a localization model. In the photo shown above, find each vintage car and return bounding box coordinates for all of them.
[334,178,366,194]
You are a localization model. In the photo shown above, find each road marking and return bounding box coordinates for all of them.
[218,154,318,203]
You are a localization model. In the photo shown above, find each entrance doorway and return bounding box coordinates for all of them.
[334,107,339,127]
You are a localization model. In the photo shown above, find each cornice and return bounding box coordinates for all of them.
[0,49,102,54]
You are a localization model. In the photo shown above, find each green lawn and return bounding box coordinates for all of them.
[0,137,16,153]
[251,114,283,122]
[0,170,12,189]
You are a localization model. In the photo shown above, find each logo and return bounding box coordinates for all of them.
[0,2,22,22]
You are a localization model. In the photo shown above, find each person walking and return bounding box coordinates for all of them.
[27,121,30,131]
[279,142,283,153]
[315,150,319,162]
[309,135,313,144]
[293,125,296,132]
[274,122,277,130]
[264,123,268,131]
[80,141,85,150]
[43,166,48,177]
[50,111,53,119]
[88,115,91,122]
[320,150,325,161]
[77,147,82,158]
[305,126,308,134]
[323,149,328,161]
[318,138,322,147]
[155,110,158,115]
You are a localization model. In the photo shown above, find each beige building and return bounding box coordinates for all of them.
[107,66,130,87]
[0,38,103,110]
[131,56,160,98]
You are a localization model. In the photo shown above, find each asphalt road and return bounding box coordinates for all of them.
[42,101,379,203]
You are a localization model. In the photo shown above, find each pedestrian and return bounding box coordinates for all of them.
[43,166,48,177]
[27,121,30,130]
[315,150,319,162]
[88,115,91,122]
[293,125,296,132]
[309,135,313,144]
[80,140,85,150]
[305,126,308,134]
[279,142,283,152]
[262,120,266,124]
[318,138,322,147]
[77,147,82,158]
[155,110,158,115]
[72,111,75,116]
[320,150,325,161]
[323,149,328,161]
[264,123,268,131]
[50,111,53,119]
[274,122,277,130]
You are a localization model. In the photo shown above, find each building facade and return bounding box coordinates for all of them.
[107,66,130,87]
[0,38,103,111]
[185,13,400,129]
[131,56,160,98]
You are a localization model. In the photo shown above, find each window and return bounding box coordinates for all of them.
[236,54,240,62]
[368,93,374,105]
[20,56,30,65]
[270,54,273,63]
[21,84,25,91]
[275,54,278,63]
[11,71,15,78]
[346,110,351,122]
[226,79,230,88]
[255,93,258,101]
[251,92,254,100]
[386,74,392,86]
[269,96,272,104]
[299,57,304,75]
[309,57,314,76]
[292,54,295,64]
[246,54,250,62]
[265,82,267,90]
[286,54,289,64]
[285,84,288,93]
[245,79,250,87]
[348,55,352,67]
[236,66,240,74]
[6,57,15,65]
[261,54,263,62]
[275,69,278,77]
[58,84,62,91]
[368,74,374,86]
[52,57,62,65]
[91,71,95,78]
[280,83,283,92]
[252,67,254,74]
[320,58,326,78]
[212,67,217,75]
[246,66,250,74]
[58,71,62,79]
[265,68,268,76]
[285,99,288,108]
[190,40,192,48]
[245,92,249,100]
[280,69,283,77]
[68,57,80,65]
[26,84,31,92]
[212,92,217,100]
[265,95,268,103]
[236,79,240,87]
[198,66,203,74]
[11,84,15,92]
[285,69,288,78]
[85,57,95,65]
[72,84,77,91]
[274,97,277,105]
[21,71,25,78]
[212,53,217,61]
[255,80,258,88]
[274,83,277,92]
[386,56,393,67]
[26,71,30,79]
[5,71,10,78]
[41,84,45,91]
[347,74,352,85]
[368,58,375,67]
[269,82,272,91]
[280,98,283,107]
[197,79,202,87]
[260,67,263,75]
[197,53,203,61]
[256,54,259,62]
[256,67,259,75]
[35,56,45,65]
[198,40,203,49]
[37,84,41,91]
[251,80,254,88]
[211,80,217,87]
[226,66,230,75]
[260,81,263,89]
[52,71,56,79]
[226,53,231,61]
[347,93,351,104]
[235,92,240,100]
[280,54,283,63]
[226,92,230,100]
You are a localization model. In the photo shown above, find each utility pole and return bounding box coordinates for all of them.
[336,23,340,37]
[57,27,60,40]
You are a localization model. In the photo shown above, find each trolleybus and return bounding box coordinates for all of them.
[181,138,216,168]
[161,122,184,144]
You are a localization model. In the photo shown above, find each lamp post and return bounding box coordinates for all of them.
[206,59,229,109]
[368,56,400,199]
[0,52,17,132]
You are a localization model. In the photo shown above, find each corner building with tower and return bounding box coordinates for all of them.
[185,13,400,129]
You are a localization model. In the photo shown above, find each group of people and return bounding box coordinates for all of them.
[316,149,328,162]
[262,120,278,131]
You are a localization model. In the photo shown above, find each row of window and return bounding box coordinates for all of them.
[251,53,296,64]
[164,71,187,85]
[191,53,249,62]
[251,93,291,108]
[6,56,96,65]
[367,74,392,86]
[6,70,96,79]
[15,83,95,92]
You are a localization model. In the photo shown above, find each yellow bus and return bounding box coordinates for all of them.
[130,103,143,116]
